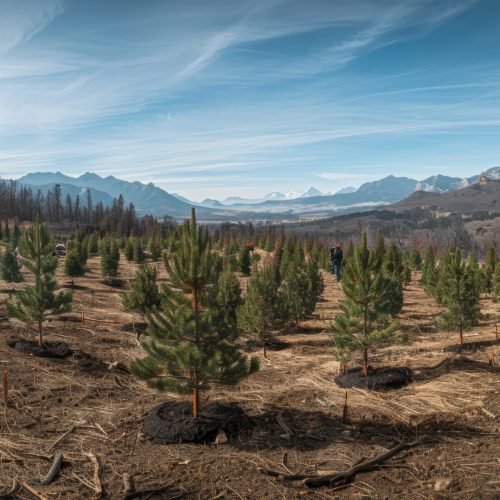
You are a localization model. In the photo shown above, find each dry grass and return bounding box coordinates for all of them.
[0,257,499,499]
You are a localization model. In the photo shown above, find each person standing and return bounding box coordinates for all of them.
[330,243,343,281]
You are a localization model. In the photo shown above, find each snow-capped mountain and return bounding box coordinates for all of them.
[482,166,500,180]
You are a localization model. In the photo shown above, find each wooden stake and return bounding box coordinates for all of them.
[342,391,348,424]
[2,368,7,405]
[81,311,85,323]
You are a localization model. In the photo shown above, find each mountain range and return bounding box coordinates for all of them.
[13,167,500,220]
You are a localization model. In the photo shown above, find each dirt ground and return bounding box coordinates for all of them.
[0,255,499,499]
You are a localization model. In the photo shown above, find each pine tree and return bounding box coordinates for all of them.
[304,257,324,315]
[238,244,251,274]
[484,244,496,294]
[123,263,161,319]
[381,243,404,317]
[373,231,386,267]
[410,249,422,271]
[124,238,134,261]
[133,238,145,264]
[281,259,310,329]
[12,223,21,247]
[224,240,239,272]
[132,209,256,418]
[237,262,284,358]
[148,236,163,261]
[87,233,99,255]
[0,246,23,283]
[214,265,243,330]
[437,248,480,347]
[330,231,399,376]
[64,249,86,286]
[100,237,120,277]
[493,261,500,302]
[421,247,436,295]
[7,220,72,346]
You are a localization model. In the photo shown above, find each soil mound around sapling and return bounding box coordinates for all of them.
[335,367,412,390]
[8,339,72,358]
[144,401,253,444]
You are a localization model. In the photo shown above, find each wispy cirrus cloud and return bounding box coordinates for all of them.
[0,0,66,56]
[0,0,496,200]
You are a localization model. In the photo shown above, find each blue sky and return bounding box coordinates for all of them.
[0,0,499,201]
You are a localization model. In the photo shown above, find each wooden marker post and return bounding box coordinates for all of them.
[3,369,8,405]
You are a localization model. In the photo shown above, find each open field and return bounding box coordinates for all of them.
[1,256,499,499]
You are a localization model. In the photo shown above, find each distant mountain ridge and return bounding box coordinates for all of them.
[18,171,210,218]
[14,166,500,220]
[392,175,500,213]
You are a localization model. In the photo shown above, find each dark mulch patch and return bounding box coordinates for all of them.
[72,351,108,372]
[8,339,72,358]
[445,338,500,353]
[335,367,412,390]
[144,401,253,444]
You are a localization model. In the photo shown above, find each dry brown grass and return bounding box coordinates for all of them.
[0,256,499,499]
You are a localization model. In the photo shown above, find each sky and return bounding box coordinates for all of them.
[0,0,499,201]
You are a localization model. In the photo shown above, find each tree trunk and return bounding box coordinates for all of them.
[263,343,267,359]
[363,303,369,377]
[459,317,463,350]
[38,320,43,347]
[192,387,199,418]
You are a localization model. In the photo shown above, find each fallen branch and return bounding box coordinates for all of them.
[20,481,49,500]
[84,452,103,497]
[481,408,496,420]
[258,467,312,481]
[261,440,421,487]
[303,440,421,487]
[47,426,75,451]
[30,452,64,486]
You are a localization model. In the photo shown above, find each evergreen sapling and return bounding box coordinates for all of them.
[7,220,72,346]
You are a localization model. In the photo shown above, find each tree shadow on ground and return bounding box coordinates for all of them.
[413,355,499,382]
[285,325,326,335]
[444,338,499,353]
[231,404,488,452]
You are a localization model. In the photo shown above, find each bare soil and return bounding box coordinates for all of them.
[0,256,499,499]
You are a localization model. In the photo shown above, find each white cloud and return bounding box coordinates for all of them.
[0,0,66,56]
[0,0,493,201]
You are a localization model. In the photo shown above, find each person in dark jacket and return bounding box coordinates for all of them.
[330,243,343,281]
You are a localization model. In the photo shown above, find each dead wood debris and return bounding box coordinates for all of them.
[261,440,422,488]
[84,452,104,497]
[29,452,64,487]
